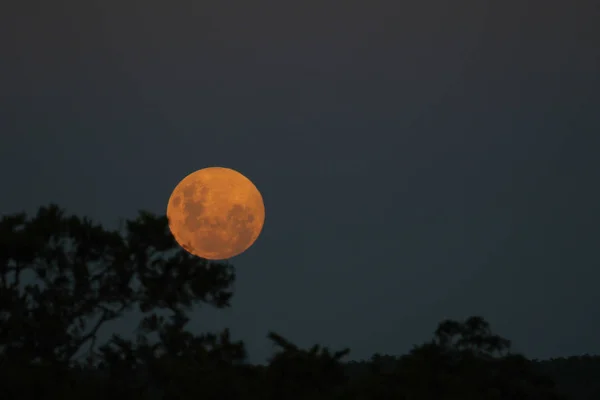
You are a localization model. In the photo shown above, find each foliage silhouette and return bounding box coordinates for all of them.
[0,205,581,400]
[264,331,350,400]
[0,204,237,398]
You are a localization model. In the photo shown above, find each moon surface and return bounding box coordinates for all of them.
[166,167,265,260]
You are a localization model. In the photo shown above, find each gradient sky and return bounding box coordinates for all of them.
[1,1,599,363]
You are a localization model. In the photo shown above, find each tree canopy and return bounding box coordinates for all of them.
[0,204,574,399]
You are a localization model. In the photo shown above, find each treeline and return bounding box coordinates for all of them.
[343,355,600,400]
[535,356,600,400]
[0,205,591,399]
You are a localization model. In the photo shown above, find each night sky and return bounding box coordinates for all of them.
[2,1,599,364]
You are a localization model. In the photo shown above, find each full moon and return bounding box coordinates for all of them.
[166,167,265,260]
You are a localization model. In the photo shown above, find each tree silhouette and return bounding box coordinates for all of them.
[264,331,350,400]
[336,317,571,400]
[0,204,238,398]
[0,205,578,400]
[391,316,567,400]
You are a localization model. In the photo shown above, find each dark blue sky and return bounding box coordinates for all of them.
[1,0,599,363]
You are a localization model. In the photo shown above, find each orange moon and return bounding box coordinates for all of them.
[166,167,265,260]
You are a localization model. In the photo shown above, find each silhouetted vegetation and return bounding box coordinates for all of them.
[1,205,596,399]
